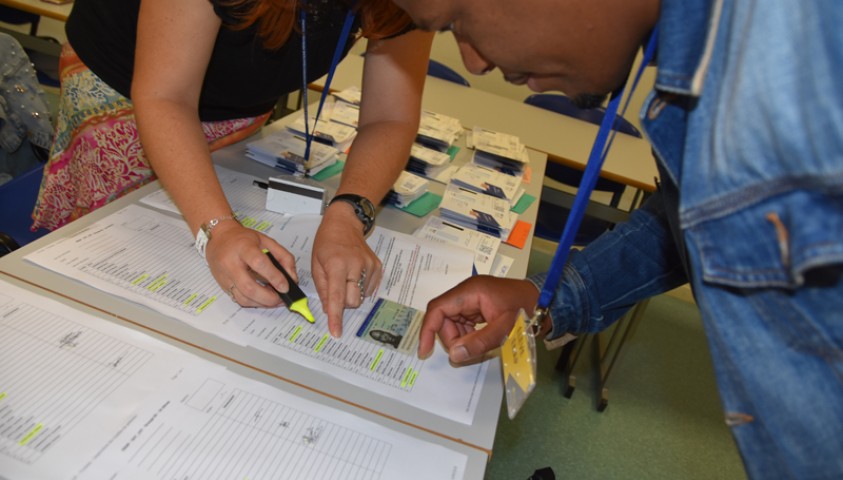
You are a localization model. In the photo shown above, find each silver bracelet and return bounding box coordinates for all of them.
[194,213,238,258]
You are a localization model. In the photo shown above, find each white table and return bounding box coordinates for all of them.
[0,116,547,479]
[313,54,658,193]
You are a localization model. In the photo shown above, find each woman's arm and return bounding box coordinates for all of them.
[132,0,296,307]
[313,29,434,336]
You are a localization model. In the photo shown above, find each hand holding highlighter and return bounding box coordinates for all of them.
[259,249,315,323]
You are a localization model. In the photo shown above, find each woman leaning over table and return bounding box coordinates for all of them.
[32,0,433,334]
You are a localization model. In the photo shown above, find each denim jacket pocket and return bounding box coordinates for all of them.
[686,191,843,289]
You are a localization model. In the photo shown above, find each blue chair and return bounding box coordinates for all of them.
[524,93,642,138]
[427,59,471,87]
[524,93,641,245]
[0,163,51,256]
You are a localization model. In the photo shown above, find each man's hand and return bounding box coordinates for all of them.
[419,276,540,364]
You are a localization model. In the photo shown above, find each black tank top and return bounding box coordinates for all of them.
[65,0,360,121]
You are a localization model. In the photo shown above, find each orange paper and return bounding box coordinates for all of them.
[504,221,532,249]
[521,165,533,184]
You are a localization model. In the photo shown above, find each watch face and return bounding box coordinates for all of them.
[332,194,375,234]
[359,198,375,217]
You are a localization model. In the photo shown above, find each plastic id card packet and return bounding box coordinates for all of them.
[501,308,538,419]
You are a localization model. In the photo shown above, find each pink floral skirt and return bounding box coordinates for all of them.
[32,44,271,230]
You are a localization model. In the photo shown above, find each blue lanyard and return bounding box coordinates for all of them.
[300,4,356,160]
[536,26,659,312]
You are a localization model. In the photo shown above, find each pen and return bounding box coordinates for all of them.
[260,249,315,323]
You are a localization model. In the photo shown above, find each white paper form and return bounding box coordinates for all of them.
[0,280,467,480]
[142,166,460,310]
[25,204,489,425]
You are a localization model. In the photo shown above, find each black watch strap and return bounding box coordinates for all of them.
[329,193,376,235]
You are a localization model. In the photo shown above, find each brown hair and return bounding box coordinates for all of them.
[218,0,412,50]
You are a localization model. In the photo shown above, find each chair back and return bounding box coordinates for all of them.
[524,93,642,138]
[427,60,471,87]
[0,5,40,36]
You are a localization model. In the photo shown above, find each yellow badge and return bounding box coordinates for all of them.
[500,308,538,419]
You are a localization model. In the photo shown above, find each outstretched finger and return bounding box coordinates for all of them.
[418,306,449,358]
[324,262,352,338]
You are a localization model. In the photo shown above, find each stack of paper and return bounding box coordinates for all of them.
[416,110,463,152]
[385,170,430,208]
[287,108,358,152]
[325,100,360,129]
[450,163,522,202]
[246,130,340,177]
[470,127,529,175]
[414,216,502,275]
[333,85,362,105]
[406,143,453,179]
[439,184,516,237]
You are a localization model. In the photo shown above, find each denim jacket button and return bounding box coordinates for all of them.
[647,98,667,120]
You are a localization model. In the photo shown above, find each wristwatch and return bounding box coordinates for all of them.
[329,193,375,235]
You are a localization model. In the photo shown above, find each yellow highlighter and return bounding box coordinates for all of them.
[261,249,315,323]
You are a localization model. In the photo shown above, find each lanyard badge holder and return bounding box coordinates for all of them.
[260,5,353,214]
[502,27,659,419]
[299,4,356,162]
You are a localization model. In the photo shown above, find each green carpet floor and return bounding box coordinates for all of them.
[484,291,747,479]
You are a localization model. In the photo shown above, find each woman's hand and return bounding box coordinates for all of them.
[311,203,382,337]
[306,29,434,337]
[204,221,298,308]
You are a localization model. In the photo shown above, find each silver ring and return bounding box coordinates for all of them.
[357,268,367,293]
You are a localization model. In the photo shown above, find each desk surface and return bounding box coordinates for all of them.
[223,117,543,280]
[0,118,546,479]
[0,0,71,22]
[314,54,657,192]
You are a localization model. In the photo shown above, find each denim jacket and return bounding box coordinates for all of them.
[531,0,843,477]
[533,0,843,329]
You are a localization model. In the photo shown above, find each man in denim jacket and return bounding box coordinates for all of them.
[394,0,842,477]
